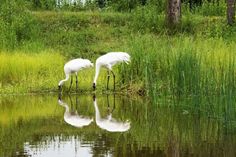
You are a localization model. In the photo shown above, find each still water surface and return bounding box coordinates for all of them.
[0,94,235,157]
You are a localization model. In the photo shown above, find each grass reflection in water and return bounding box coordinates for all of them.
[0,94,235,157]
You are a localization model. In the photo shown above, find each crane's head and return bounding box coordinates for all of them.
[58,81,63,91]
[93,83,96,90]
[83,59,94,68]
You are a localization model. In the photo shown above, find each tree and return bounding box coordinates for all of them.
[227,0,235,25]
[166,0,181,28]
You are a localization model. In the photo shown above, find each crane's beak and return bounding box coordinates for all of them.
[58,85,62,91]
[93,83,96,91]
[58,92,62,101]
[93,94,96,101]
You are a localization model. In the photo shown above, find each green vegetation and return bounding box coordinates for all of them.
[0,50,125,93]
[120,35,236,99]
[0,0,236,97]
[0,52,65,93]
[0,1,235,156]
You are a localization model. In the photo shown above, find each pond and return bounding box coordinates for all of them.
[0,94,235,157]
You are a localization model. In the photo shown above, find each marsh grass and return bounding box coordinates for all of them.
[0,51,117,93]
[1,35,236,97]
[1,11,236,96]
[119,35,236,99]
[0,51,65,93]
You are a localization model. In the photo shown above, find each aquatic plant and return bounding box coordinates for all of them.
[119,35,236,98]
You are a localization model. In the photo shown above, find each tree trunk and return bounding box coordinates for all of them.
[167,0,181,28]
[227,0,235,25]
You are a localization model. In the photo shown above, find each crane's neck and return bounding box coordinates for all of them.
[93,64,101,85]
[93,99,101,122]
[58,74,70,86]
[58,100,69,113]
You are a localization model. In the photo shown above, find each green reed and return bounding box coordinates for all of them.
[119,34,236,98]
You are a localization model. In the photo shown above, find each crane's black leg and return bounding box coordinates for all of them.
[112,94,116,113]
[107,94,110,113]
[69,94,74,112]
[58,92,62,101]
[111,70,115,91]
[76,95,79,111]
[108,94,115,113]
[76,73,78,92]
[107,71,110,90]
[68,75,73,92]
[107,94,109,106]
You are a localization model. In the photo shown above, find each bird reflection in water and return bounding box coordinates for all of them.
[58,94,93,128]
[93,94,130,132]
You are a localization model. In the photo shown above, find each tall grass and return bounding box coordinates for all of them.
[0,51,65,93]
[1,34,236,97]
[0,50,115,93]
[1,11,236,95]
[119,35,236,98]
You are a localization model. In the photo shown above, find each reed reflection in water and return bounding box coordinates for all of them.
[0,94,235,157]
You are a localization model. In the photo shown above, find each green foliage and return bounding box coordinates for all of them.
[29,0,57,10]
[0,0,39,50]
[107,0,139,11]
[32,11,130,57]
[0,11,236,95]
[131,5,165,33]
[194,1,226,16]
[130,6,228,35]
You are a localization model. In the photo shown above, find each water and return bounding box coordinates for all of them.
[0,94,235,157]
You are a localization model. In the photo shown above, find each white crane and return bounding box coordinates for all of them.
[58,97,93,128]
[58,58,93,92]
[93,52,130,90]
[93,95,130,132]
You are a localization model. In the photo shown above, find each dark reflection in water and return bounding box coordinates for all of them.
[0,94,235,157]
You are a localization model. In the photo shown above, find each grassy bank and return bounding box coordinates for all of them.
[2,35,236,97]
[0,50,120,94]
[0,51,65,93]
[1,11,236,96]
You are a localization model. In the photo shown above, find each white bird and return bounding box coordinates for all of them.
[93,95,130,132]
[93,52,130,90]
[58,98,93,128]
[58,58,93,91]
